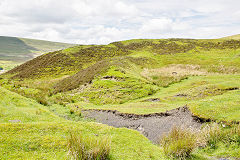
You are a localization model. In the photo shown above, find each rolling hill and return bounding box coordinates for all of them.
[3,38,240,112]
[221,34,240,40]
[1,37,240,159]
[0,36,76,70]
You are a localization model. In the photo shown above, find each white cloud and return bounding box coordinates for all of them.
[0,0,240,44]
[140,18,173,34]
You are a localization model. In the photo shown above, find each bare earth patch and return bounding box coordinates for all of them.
[83,106,202,143]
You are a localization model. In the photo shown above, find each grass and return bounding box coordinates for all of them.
[0,122,166,160]
[0,87,165,159]
[160,126,199,159]
[68,102,178,114]
[67,132,111,160]
[159,124,240,159]
[0,86,62,123]
[199,123,240,158]
[65,74,240,121]
[189,90,240,122]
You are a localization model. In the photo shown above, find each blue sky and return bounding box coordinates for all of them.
[0,0,240,44]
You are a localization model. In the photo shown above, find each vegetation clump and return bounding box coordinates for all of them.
[160,123,240,159]
[67,132,111,160]
[160,126,199,159]
[202,123,240,149]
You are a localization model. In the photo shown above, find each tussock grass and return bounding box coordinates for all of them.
[160,124,240,159]
[67,132,111,160]
[160,126,200,159]
[202,123,240,149]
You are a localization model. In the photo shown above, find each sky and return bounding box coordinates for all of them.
[0,0,240,44]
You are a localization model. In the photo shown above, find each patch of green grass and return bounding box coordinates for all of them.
[0,87,165,159]
[189,90,240,122]
[76,76,158,105]
[159,123,240,159]
[69,101,178,115]
[0,87,61,123]
[0,122,165,160]
[131,75,240,120]
[198,123,240,158]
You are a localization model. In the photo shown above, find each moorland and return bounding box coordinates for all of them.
[0,35,240,159]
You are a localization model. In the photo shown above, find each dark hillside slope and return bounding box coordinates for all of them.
[0,36,75,62]
[6,39,240,79]
[7,44,131,78]
[53,56,156,93]
[0,36,37,61]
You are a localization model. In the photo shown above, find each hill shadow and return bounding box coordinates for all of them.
[0,36,39,61]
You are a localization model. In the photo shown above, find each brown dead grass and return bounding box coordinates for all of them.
[141,64,208,78]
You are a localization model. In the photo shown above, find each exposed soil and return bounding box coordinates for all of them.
[143,98,161,102]
[83,106,202,143]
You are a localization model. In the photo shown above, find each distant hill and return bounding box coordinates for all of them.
[221,34,240,40]
[0,36,76,70]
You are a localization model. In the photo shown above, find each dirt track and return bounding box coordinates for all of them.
[83,106,202,143]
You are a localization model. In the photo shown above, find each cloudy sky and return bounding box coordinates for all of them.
[0,0,240,44]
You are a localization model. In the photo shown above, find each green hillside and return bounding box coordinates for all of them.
[1,37,240,159]
[2,38,240,118]
[0,36,75,70]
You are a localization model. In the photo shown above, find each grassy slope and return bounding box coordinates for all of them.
[2,38,240,121]
[0,86,166,159]
[0,36,75,71]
